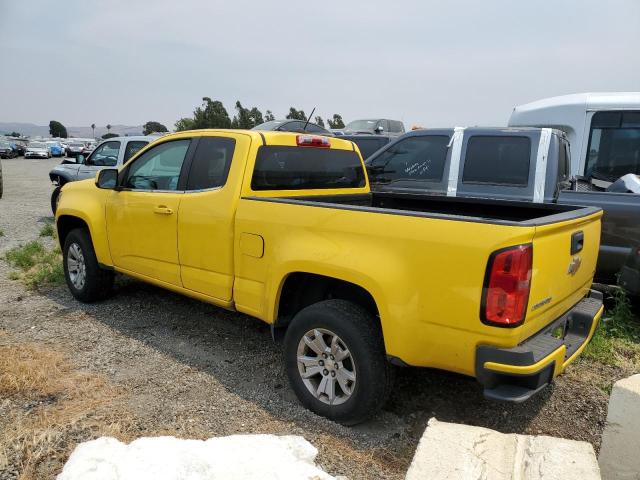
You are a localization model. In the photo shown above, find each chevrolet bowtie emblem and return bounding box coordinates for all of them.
[567,256,582,276]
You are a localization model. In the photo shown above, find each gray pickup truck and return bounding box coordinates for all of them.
[365,127,640,294]
[49,135,153,213]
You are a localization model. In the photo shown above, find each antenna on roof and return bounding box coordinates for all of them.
[303,107,316,132]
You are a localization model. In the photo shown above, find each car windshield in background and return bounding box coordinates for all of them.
[345,120,376,132]
[0,142,11,148]
[586,111,640,180]
[251,146,365,190]
[70,143,84,147]
[368,136,450,184]
[30,142,46,149]
[251,121,285,130]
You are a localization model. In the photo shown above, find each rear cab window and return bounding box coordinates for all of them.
[123,141,148,162]
[251,146,365,191]
[462,136,531,186]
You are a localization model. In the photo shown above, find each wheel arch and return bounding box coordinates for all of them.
[274,271,382,332]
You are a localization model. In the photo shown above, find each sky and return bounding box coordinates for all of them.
[2,0,639,130]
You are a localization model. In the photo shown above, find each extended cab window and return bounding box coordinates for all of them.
[368,135,449,184]
[251,146,365,190]
[87,141,120,166]
[123,141,148,162]
[585,111,640,180]
[186,137,235,190]
[123,139,190,191]
[463,136,531,186]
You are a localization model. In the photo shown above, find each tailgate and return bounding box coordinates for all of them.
[521,209,602,339]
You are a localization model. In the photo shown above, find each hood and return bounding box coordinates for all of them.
[27,147,48,153]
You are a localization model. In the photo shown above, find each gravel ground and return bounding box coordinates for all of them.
[0,157,625,479]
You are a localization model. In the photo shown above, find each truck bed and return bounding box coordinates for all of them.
[251,191,601,226]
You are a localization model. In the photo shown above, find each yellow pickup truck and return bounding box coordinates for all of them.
[55,130,604,424]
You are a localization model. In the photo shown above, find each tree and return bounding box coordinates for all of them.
[248,107,264,127]
[193,97,231,129]
[327,114,345,129]
[143,121,169,135]
[106,124,112,135]
[264,110,275,122]
[314,116,325,127]
[91,123,96,138]
[174,117,196,132]
[231,101,252,129]
[49,120,68,138]
[286,107,307,121]
[102,133,118,139]
[9,131,21,137]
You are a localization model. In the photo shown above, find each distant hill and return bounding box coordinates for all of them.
[0,122,144,138]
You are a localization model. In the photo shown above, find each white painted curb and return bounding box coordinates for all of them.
[405,418,600,480]
[598,373,640,480]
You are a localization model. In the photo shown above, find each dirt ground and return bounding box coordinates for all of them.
[0,157,634,479]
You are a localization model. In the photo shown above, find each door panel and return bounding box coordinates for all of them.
[106,191,183,285]
[105,138,192,286]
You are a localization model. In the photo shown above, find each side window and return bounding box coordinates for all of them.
[186,137,236,190]
[87,141,121,166]
[558,140,570,182]
[462,136,531,186]
[123,141,148,162]
[123,139,190,191]
[368,135,450,183]
[305,123,326,133]
[585,111,640,179]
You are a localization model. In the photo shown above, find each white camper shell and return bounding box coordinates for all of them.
[509,92,640,179]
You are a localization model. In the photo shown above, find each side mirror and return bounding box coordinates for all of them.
[96,169,118,189]
[77,154,86,164]
[374,126,384,134]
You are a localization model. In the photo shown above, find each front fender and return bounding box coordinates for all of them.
[55,180,113,266]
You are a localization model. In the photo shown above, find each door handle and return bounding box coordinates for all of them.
[154,206,174,215]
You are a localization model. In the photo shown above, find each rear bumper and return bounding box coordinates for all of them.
[475,290,604,402]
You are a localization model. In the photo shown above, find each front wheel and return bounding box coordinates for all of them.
[63,228,114,303]
[283,299,394,425]
[51,186,61,214]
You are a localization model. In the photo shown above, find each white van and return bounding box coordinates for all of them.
[509,92,640,181]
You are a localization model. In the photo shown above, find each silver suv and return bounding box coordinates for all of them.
[49,136,155,213]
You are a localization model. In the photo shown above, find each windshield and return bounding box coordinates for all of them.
[70,143,84,147]
[345,120,377,132]
[30,142,46,149]
[251,120,285,130]
[0,142,11,148]
[586,111,640,181]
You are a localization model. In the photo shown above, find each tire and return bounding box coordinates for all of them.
[51,186,61,214]
[283,299,394,425]
[63,228,114,303]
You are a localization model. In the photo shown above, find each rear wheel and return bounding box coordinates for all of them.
[63,228,114,303]
[283,299,394,425]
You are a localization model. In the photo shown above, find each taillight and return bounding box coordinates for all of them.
[296,135,330,147]
[481,244,532,327]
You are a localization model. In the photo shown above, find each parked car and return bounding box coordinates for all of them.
[12,140,27,156]
[46,141,65,157]
[340,134,393,160]
[252,119,334,136]
[25,142,50,159]
[0,141,18,159]
[343,119,405,136]
[65,142,88,158]
[55,130,603,424]
[49,135,153,213]
[366,127,640,295]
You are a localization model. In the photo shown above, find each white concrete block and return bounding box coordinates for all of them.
[405,418,600,480]
[598,373,640,480]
